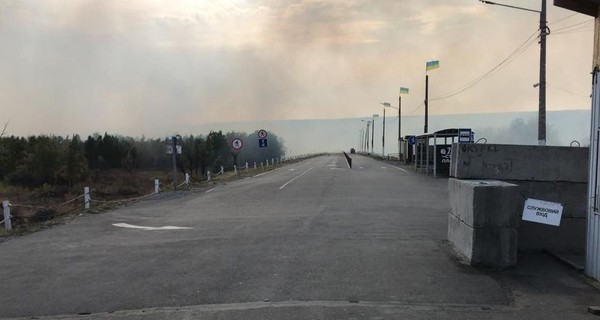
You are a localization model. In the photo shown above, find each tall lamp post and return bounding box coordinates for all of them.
[362,120,371,153]
[480,0,547,145]
[380,103,390,157]
[381,102,397,157]
[372,114,378,154]
[399,87,409,159]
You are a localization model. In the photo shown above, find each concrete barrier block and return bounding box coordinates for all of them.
[449,178,519,228]
[508,180,587,219]
[518,218,587,253]
[451,144,588,183]
[448,213,518,268]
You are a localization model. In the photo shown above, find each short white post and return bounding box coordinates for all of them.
[266,159,269,166]
[254,162,257,169]
[207,171,211,181]
[234,165,237,174]
[220,166,224,174]
[185,173,190,185]
[154,179,160,194]
[84,187,91,209]
[245,162,248,170]
[272,158,275,166]
[3,200,12,231]
[261,162,264,170]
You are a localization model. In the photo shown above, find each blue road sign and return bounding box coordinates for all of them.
[458,128,473,143]
[408,136,416,145]
[259,138,268,148]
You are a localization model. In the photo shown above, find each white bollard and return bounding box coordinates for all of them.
[207,171,211,181]
[266,159,269,166]
[155,179,160,194]
[245,162,248,170]
[185,173,190,185]
[261,162,264,170]
[234,165,237,174]
[84,187,91,209]
[220,166,224,175]
[254,162,257,169]
[2,200,11,231]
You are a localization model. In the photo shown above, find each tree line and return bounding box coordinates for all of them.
[0,130,285,188]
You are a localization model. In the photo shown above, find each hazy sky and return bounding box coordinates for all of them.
[0,0,595,137]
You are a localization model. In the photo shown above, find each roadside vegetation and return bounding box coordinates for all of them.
[0,128,285,233]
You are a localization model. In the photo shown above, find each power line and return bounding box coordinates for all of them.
[430,30,539,101]
[552,19,594,33]
[548,13,578,25]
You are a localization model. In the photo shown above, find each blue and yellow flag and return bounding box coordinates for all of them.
[426,60,440,71]
[399,87,409,94]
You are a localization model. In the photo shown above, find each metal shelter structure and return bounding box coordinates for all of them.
[413,128,472,177]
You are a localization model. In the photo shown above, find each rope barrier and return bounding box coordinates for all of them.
[89,190,156,204]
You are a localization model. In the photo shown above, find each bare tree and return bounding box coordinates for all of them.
[0,121,8,137]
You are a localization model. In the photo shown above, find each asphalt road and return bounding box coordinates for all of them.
[1,154,599,319]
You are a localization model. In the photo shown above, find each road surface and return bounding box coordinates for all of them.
[0,154,598,319]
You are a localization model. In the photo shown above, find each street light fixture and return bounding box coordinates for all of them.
[480,0,548,145]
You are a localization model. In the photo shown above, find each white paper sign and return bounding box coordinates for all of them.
[522,198,564,226]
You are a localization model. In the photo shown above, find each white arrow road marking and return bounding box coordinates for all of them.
[390,165,408,172]
[113,223,192,231]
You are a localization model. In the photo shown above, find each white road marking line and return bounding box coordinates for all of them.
[330,167,344,170]
[381,166,387,169]
[289,168,296,171]
[205,188,215,193]
[279,167,314,190]
[253,172,269,178]
[113,223,192,231]
[390,165,409,173]
[359,166,364,169]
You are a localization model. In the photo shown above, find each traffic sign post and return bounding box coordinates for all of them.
[259,139,268,148]
[258,129,268,148]
[231,138,243,151]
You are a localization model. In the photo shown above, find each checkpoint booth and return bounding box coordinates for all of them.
[409,128,473,177]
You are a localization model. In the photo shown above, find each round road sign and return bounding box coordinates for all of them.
[231,138,243,150]
[257,129,268,139]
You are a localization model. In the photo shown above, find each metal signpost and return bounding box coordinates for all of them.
[258,129,268,148]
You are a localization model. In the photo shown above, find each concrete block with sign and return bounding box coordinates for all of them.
[448,178,519,268]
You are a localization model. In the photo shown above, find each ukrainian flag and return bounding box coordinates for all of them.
[399,87,409,94]
[426,60,440,71]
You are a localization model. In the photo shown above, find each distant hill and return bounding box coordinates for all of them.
[181,109,591,156]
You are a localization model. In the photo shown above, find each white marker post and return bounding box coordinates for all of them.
[185,173,190,185]
[155,179,160,194]
[207,171,211,181]
[254,162,257,169]
[245,162,248,170]
[266,159,269,166]
[84,187,91,210]
[234,165,237,175]
[2,200,11,231]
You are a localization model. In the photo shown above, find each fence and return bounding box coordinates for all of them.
[1,154,321,232]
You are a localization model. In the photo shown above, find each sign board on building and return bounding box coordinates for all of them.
[522,198,564,226]
[166,145,182,154]
[458,128,472,144]
[435,144,452,172]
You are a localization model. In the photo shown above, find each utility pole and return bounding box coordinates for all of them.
[539,0,547,145]
[480,0,547,145]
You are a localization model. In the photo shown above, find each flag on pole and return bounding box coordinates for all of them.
[426,60,440,71]
[399,87,409,95]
